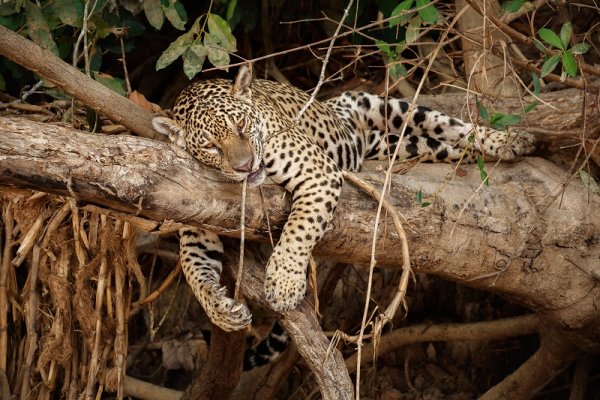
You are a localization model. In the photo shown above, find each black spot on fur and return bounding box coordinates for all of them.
[413,109,427,125]
[379,103,392,117]
[362,97,371,109]
[426,137,441,150]
[436,148,449,160]
[406,143,419,157]
[205,250,223,262]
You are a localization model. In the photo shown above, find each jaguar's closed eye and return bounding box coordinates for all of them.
[237,117,246,132]
[204,143,216,149]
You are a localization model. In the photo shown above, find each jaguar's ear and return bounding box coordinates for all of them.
[152,116,187,148]
[231,64,253,100]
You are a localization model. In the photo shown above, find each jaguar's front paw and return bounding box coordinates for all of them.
[264,265,307,312]
[204,285,252,332]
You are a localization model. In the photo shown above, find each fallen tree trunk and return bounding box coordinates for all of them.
[1,116,599,351]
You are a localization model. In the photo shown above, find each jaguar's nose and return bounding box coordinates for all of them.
[233,157,253,172]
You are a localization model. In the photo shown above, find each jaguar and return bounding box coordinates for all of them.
[152,65,535,334]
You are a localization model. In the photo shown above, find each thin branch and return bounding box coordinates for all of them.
[294,0,354,122]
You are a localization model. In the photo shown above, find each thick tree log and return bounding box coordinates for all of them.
[0,116,599,351]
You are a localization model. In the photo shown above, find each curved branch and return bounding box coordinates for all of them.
[480,329,579,399]
[345,314,541,370]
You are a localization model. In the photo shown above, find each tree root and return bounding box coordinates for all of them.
[480,329,579,399]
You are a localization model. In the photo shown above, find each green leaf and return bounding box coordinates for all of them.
[51,0,84,28]
[204,32,230,68]
[531,71,540,96]
[523,100,537,113]
[0,14,23,31]
[375,40,393,58]
[540,53,560,77]
[123,19,146,37]
[405,15,421,45]
[501,0,523,13]
[389,0,414,27]
[89,15,113,38]
[389,62,407,80]
[144,0,164,30]
[155,30,194,70]
[162,1,186,30]
[476,156,489,186]
[559,22,572,49]
[579,169,600,195]
[92,72,126,96]
[416,0,437,24]
[25,2,58,56]
[490,113,521,129]
[562,51,577,77]
[523,72,540,113]
[207,13,236,52]
[538,27,564,50]
[478,101,490,121]
[182,44,208,79]
[416,190,431,206]
[226,0,238,22]
[173,1,188,23]
[531,38,546,52]
[570,42,590,55]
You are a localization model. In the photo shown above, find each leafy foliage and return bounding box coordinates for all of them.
[377,0,440,80]
[537,22,590,78]
[155,12,237,79]
[0,0,192,94]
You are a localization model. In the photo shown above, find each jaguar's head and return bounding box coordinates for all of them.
[153,65,266,186]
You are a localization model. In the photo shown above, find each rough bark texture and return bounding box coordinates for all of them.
[221,249,354,400]
[180,327,245,400]
[1,116,599,352]
[455,0,516,97]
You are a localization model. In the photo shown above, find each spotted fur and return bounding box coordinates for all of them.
[152,66,535,332]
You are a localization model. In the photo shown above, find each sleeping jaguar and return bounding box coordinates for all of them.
[152,65,535,332]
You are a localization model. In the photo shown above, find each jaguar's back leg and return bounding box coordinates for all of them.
[362,129,478,162]
[328,91,535,161]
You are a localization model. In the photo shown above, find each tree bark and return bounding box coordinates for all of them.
[455,0,517,97]
[180,326,245,400]
[1,116,599,351]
